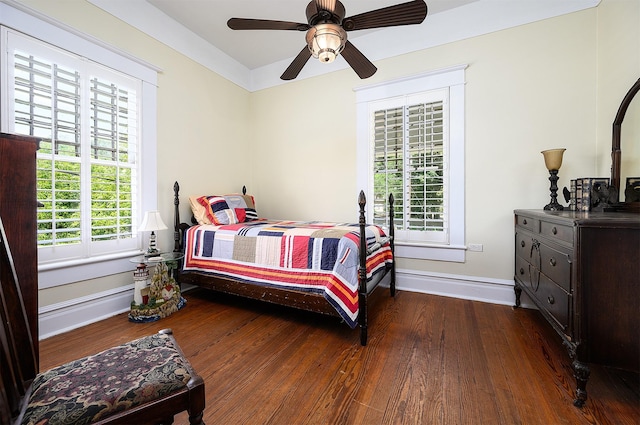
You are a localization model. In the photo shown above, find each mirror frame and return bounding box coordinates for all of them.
[611,77,640,203]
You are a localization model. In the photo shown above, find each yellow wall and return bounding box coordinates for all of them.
[14,0,639,307]
[251,1,638,280]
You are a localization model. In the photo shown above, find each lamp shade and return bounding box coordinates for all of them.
[138,211,168,232]
[541,148,566,171]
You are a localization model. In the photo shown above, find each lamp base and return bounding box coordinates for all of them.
[145,231,160,257]
[544,202,564,211]
[544,169,564,211]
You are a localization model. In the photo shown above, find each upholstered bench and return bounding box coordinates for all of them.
[18,330,203,425]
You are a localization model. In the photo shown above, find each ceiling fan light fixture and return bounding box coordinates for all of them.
[306,23,346,64]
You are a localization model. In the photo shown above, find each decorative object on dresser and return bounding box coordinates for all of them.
[624,177,640,203]
[541,148,566,211]
[513,209,640,407]
[567,177,613,212]
[172,181,395,346]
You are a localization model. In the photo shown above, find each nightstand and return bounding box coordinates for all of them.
[128,252,186,322]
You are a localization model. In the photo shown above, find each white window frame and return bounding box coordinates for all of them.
[0,2,159,288]
[355,65,467,262]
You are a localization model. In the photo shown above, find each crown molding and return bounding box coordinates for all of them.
[89,0,599,92]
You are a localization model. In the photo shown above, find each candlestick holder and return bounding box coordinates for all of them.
[541,148,566,211]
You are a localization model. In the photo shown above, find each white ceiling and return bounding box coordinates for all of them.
[87,0,601,91]
[146,0,476,70]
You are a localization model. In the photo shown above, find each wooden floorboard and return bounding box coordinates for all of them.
[39,288,640,425]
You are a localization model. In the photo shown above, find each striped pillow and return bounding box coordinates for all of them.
[197,194,258,225]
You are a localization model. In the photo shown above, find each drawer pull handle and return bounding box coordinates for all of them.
[547,295,555,305]
[550,258,557,267]
[523,219,528,225]
[552,226,557,235]
[519,268,525,275]
[521,240,526,248]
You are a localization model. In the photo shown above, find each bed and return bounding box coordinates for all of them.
[172,181,395,345]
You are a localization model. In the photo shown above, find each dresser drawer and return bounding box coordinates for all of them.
[515,214,537,233]
[538,243,572,292]
[540,220,573,244]
[515,254,533,288]
[515,231,534,260]
[531,273,571,333]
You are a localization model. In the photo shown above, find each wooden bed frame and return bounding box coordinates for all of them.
[172,181,395,345]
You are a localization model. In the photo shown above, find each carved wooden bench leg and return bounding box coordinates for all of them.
[189,411,205,424]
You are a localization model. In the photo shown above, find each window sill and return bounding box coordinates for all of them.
[38,250,143,289]
[394,242,466,263]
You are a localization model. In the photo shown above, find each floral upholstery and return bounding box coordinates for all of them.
[22,333,192,425]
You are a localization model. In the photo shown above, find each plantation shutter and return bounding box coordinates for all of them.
[89,77,137,243]
[373,106,404,228]
[371,89,449,243]
[14,51,83,247]
[6,31,140,261]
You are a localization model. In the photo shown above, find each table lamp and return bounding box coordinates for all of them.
[139,210,168,256]
[541,148,566,211]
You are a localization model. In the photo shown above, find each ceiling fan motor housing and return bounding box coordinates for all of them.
[306,1,346,26]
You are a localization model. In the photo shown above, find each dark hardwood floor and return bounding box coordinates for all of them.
[39,288,639,424]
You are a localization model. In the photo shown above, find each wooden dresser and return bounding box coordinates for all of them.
[0,133,40,363]
[513,209,640,407]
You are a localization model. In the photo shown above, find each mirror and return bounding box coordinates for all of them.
[611,78,640,209]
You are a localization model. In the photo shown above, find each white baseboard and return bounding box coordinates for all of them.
[394,268,523,307]
[38,273,531,340]
[38,285,134,340]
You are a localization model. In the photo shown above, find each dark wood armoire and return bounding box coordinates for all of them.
[0,132,39,363]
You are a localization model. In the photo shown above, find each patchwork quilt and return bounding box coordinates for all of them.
[183,220,393,328]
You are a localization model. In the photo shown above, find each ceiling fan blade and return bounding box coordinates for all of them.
[280,46,313,80]
[227,18,309,31]
[341,0,427,31]
[340,41,377,79]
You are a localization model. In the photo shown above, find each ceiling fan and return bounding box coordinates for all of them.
[227,0,428,80]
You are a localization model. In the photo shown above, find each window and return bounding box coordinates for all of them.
[1,7,158,288]
[371,89,448,244]
[9,36,140,263]
[356,66,466,262]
